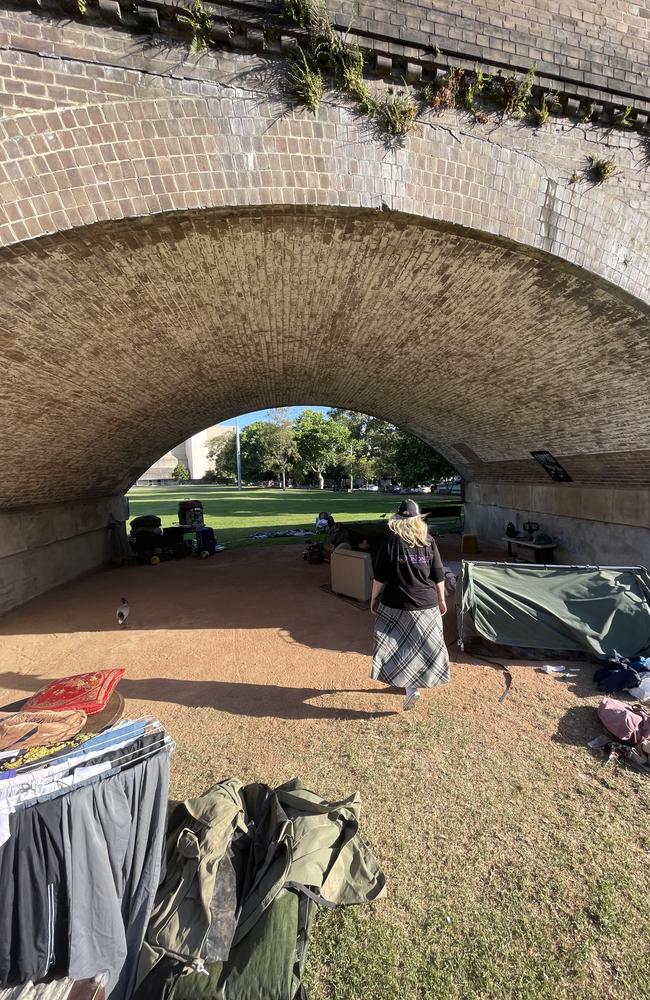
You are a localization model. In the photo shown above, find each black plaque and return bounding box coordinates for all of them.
[530,451,572,482]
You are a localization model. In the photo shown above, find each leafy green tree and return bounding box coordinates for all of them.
[294,409,351,489]
[236,422,279,482]
[172,461,190,481]
[392,433,455,488]
[328,409,400,483]
[267,408,299,489]
[207,432,235,479]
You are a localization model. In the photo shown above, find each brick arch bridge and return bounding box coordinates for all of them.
[0,5,649,611]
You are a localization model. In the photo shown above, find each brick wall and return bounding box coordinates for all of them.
[332,0,650,104]
[0,6,648,512]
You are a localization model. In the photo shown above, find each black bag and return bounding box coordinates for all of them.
[195,526,216,556]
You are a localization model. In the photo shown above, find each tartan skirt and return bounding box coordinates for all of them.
[372,604,450,690]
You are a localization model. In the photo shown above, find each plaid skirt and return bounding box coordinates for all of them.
[372,604,450,689]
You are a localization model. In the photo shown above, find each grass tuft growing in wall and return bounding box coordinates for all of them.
[178,0,214,54]
[288,47,324,111]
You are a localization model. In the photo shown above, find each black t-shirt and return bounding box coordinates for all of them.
[373,533,445,610]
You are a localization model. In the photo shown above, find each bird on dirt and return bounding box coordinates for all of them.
[116,598,130,626]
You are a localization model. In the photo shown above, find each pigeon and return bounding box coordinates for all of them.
[116,598,130,626]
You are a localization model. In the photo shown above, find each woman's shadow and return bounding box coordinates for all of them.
[0,671,399,722]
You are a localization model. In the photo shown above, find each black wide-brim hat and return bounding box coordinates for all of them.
[397,499,421,518]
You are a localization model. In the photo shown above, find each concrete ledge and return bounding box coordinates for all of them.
[465,482,650,531]
[0,495,127,615]
[464,499,650,569]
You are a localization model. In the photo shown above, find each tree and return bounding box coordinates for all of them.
[235,422,278,482]
[172,461,190,481]
[267,408,299,489]
[207,432,235,479]
[392,433,455,488]
[328,409,400,483]
[294,409,351,489]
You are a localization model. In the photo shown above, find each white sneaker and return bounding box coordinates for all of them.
[403,689,420,711]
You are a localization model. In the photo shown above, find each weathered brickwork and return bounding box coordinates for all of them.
[332,0,650,103]
[0,205,648,509]
[0,5,648,518]
[6,0,650,116]
[1,8,648,215]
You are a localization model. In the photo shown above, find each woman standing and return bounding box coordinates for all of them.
[371,499,450,710]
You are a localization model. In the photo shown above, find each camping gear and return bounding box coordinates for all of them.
[130,515,162,535]
[304,542,324,564]
[195,525,215,556]
[178,501,204,528]
[458,563,650,660]
[0,710,87,752]
[23,670,125,716]
[330,549,373,602]
[130,530,173,564]
[134,779,385,1000]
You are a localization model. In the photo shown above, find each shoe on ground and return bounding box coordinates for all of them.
[403,690,421,711]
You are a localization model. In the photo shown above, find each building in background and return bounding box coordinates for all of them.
[138,425,234,484]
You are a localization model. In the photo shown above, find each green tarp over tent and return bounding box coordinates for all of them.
[457,563,650,660]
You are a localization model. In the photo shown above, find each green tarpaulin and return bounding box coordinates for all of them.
[458,563,650,660]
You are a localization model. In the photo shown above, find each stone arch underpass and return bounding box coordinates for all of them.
[1,90,650,612]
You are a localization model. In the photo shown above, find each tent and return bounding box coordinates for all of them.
[457,563,650,660]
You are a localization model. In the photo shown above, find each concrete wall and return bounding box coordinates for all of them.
[465,483,650,568]
[0,495,128,615]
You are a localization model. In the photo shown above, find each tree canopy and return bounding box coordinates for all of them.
[204,408,455,488]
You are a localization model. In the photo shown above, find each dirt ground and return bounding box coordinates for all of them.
[0,539,578,786]
[0,539,635,801]
[1,542,649,999]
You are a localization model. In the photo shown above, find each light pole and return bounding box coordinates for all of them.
[235,416,242,490]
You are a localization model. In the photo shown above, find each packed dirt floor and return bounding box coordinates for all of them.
[0,540,636,798]
[1,541,649,999]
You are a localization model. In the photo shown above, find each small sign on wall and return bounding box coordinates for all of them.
[530,451,572,482]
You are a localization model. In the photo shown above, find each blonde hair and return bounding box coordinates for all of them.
[388,514,429,548]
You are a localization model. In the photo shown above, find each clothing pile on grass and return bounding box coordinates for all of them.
[591,697,650,775]
[249,529,314,540]
[0,669,173,998]
[134,779,385,1000]
[0,674,385,1000]
[593,651,650,701]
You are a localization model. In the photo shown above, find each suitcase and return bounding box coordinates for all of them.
[330,549,373,602]
[178,500,204,527]
[194,525,216,556]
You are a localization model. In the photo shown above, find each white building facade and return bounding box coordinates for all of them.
[138,425,234,483]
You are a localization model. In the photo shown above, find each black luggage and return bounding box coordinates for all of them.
[195,526,216,556]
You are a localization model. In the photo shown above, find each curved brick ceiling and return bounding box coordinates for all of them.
[0,205,649,509]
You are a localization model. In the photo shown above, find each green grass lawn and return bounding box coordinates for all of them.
[126,486,459,548]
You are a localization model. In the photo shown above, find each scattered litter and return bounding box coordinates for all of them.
[587,735,610,750]
[540,664,566,674]
[214,543,226,553]
[628,675,650,702]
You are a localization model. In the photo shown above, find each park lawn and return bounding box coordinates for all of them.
[126,486,457,547]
